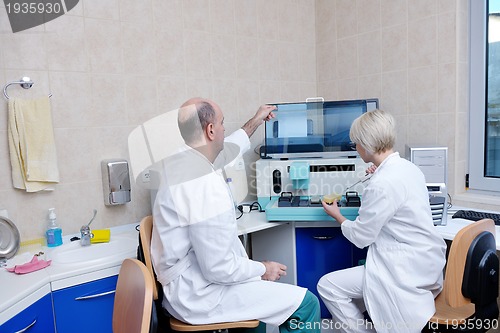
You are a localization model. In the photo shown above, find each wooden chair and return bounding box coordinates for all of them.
[139,216,260,333]
[113,258,154,333]
[425,218,499,332]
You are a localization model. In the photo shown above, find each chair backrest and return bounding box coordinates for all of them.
[113,258,153,333]
[139,215,160,301]
[442,218,496,308]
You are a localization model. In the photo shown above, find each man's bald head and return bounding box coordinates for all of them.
[177,98,216,146]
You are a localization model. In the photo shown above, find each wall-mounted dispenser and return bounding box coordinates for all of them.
[101,159,131,206]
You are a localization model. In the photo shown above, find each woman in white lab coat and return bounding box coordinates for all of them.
[318,109,447,333]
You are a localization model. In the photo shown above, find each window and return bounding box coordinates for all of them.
[470,0,500,192]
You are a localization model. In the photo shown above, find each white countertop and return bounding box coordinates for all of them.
[2,208,497,324]
[436,207,500,250]
[0,214,276,324]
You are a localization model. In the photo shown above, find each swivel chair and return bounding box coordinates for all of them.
[424,218,499,333]
[138,216,260,333]
[113,258,154,333]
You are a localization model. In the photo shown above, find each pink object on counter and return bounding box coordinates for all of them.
[6,255,51,274]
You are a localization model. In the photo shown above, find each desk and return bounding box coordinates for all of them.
[239,207,500,288]
[435,208,500,250]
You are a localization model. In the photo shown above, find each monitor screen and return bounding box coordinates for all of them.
[263,99,373,159]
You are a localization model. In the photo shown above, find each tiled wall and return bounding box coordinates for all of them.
[0,0,317,240]
[316,0,470,205]
[0,0,477,242]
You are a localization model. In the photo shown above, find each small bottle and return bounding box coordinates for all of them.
[226,177,237,208]
[46,208,63,247]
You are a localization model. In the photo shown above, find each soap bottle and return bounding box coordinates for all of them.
[46,208,63,247]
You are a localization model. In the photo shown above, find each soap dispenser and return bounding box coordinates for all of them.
[46,208,63,247]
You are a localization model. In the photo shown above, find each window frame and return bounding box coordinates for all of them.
[469,0,500,192]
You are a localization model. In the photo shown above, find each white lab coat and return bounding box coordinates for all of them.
[341,152,446,333]
[151,129,306,326]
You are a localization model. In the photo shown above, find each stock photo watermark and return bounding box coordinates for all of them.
[3,0,79,33]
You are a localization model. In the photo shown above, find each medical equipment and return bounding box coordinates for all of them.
[256,98,379,222]
[256,157,370,221]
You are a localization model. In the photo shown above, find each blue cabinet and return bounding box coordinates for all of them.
[296,227,366,318]
[0,292,55,333]
[52,275,118,333]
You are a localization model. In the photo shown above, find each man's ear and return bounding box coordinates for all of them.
[206,123,215,140]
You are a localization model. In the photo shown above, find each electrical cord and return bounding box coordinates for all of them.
[236,202,263,219]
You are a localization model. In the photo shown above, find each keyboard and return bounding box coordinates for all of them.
[451,210,500,225]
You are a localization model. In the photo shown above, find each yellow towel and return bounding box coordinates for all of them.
[8,97,60,192]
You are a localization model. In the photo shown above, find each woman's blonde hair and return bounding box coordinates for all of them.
[349,109,396,154]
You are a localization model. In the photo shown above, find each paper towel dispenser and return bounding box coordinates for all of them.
[101,159,131,206]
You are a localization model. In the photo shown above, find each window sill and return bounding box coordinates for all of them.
[453,190,500,210]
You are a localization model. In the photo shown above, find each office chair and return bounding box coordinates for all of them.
[138,216,260,333]
[424,218,499,333]
[113,258,154,333]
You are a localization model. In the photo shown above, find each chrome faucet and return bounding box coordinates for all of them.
[80,209,97,246]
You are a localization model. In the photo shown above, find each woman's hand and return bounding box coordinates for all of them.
[322,199,347,224]
[366,164,377,174]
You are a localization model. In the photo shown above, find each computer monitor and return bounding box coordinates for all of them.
[263,99,376,159]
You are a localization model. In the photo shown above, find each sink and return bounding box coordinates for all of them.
[48,233,137,265]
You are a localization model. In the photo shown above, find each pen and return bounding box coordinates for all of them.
[345,173,372,191]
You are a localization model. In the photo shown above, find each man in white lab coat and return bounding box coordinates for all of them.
[151,98,321,332]
[318,109,447,333]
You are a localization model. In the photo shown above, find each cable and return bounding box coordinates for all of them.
[236,201,263,219]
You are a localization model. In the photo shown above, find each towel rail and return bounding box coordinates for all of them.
[3,77,52,100]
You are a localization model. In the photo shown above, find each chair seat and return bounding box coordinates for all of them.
[170,317,259,332]
[429,291,475,325]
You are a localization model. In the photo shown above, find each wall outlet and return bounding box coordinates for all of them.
[142,170,151,183]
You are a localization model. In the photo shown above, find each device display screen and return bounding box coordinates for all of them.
[264,99,371,158]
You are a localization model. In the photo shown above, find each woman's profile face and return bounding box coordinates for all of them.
[356,143,371,163]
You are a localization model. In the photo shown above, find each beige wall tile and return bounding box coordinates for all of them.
[408,0,438,20]
[49,71,92,128]
[357,0,381,34]
[438,63,456,114]
[235,0,258,37]
[184,30,212,78]
[211,34,236,79]
[358,31,381,75]
[407,114,438,145]
[257,0,279,41]
[121,23,156,75]
[358,74,381,101]
[119,0,152,25]
[1,0,473,239]
[125,76,158,125]
[278,0,300,42]
[236,37,259,81]
[381,0,407,28]
[336,37,358,79]
[408,16,437,68]
[316,42,337,83]
[210,0,235,35]
[152,0,183,31]
[381,24,408,72]
[84,18,123,73]
[155,29,185,77]
[337,78,358,100]
[83,0,120,20]
[182,0,210,31]
[212,79,238,122]
[438,12,456,64]
[408,65,437,115]
[381,70,407,115]
[3,34,47,70]
[316,0,337,44]
[336,0,358,39]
